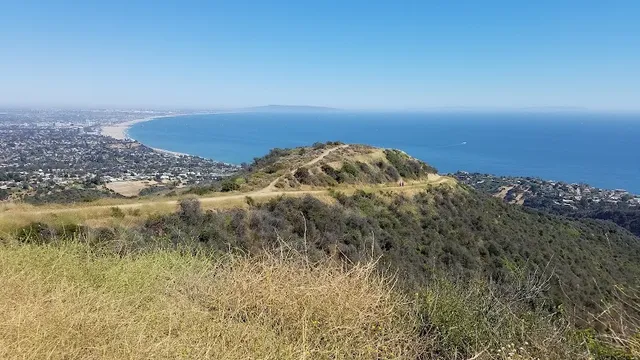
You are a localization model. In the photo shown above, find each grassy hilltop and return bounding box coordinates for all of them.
[216,142,439,192]
[1,142,640,359]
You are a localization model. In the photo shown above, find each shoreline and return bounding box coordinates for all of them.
[100,114,178,141]
[100,114,197,157]
[100,111,237,158]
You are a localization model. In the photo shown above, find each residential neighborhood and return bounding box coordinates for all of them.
[0,109,238,201]
[454,171,640,210]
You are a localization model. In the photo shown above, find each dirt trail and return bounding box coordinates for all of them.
[18,174,453,216]
[260,144,349,193]
[19,190,319,215]
[303,144,350,168]
[6,146,454,218]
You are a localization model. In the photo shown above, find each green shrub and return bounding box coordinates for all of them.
[15,222,86,244]
[293,167,311,184]
[575,329,637,360]
[246,196,256,207]
[340,162,359,177]
[321,164,339,181]
[110,207,125,219]
[184,185,216,196]
[220,180,240,192]
[128,209,142,216]
[384,149,437,179]
[178,198,203,224]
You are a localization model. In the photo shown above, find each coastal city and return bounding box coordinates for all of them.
[0,108,238,202]
[0,108,176,127]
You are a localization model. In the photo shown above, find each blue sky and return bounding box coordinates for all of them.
[1,1,639,110]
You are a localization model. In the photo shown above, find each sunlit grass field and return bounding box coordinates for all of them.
[0,243,422,359]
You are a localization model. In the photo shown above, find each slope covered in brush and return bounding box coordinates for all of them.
[222,142,438,192]
[152,189,639,317]
[25,183,640,322]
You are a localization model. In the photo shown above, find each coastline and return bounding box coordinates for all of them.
[100,114,176,141]
[100,114,194,157]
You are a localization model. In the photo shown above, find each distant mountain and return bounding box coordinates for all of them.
[240,105,341,113]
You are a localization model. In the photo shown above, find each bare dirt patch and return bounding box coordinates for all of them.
[105,180,158,197]
[494,186,514,200]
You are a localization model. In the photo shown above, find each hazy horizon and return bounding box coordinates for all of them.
[3,104,640,115]
[2,2,639,111]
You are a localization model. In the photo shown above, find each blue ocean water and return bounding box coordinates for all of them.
[128,112,640,193]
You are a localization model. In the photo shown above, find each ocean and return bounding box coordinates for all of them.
[128,112,640,193]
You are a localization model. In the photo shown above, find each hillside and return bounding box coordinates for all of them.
[455,172,640,237]
[7,188,640,358]
[2,143,640,358]
[79,187,640,318]
[13,178,640,321]
[222,142,439,193]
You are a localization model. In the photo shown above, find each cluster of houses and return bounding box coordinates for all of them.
[0,108,174,127]
[0,124,237,199]
[454,171,640,209]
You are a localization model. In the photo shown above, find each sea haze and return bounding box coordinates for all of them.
[128,112,640,193]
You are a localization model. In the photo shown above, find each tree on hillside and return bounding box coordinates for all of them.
[179,198,202,224]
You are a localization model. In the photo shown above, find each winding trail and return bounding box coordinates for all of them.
[17,175,452,217]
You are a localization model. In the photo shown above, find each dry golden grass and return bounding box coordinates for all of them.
[325,146,387,165]
[0,201,177,236]
[0,244,422,359]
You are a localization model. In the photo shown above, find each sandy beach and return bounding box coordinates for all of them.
[100,114,192,156]
[100,115,174,141]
